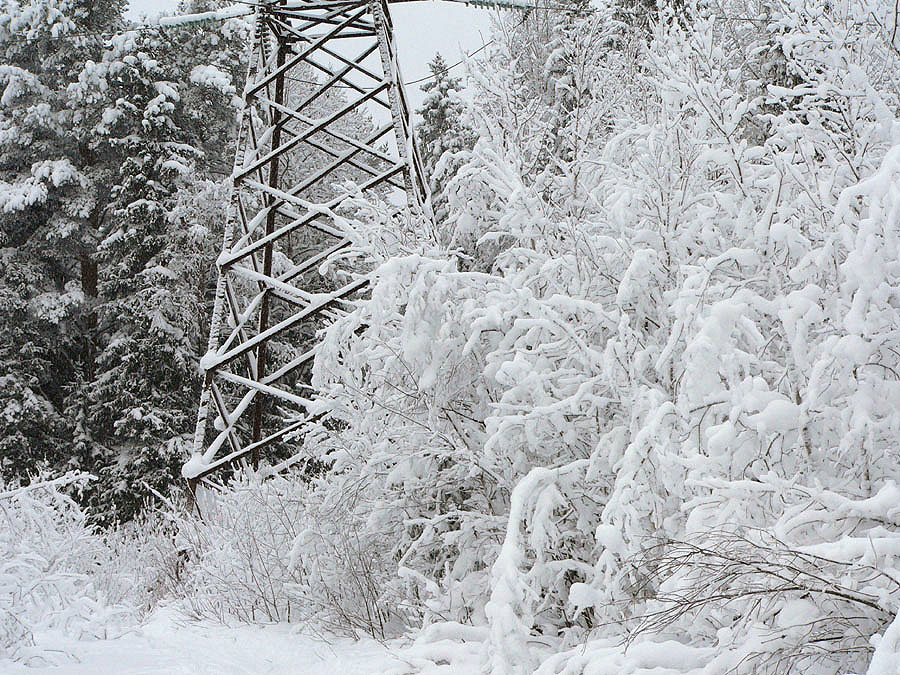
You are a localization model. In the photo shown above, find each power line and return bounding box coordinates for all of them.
[2,22,171,45]
[406,37,495,85]
[0,2,507,85]
[283,37,490,90]
[2,4,889,86]
[261,6,531,91]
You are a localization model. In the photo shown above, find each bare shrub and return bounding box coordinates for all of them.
[283,484,406,639]
[97,506,185,616]
[177,475,406,638]
[626,529,899,673]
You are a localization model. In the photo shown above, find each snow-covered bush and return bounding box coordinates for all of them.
[97,507,186,617]
[291,0,900,671]
[0,473,128,664]
[282,472,410,638]
[178,475,405,638]
[0,471,181,666]
[176,478,305,624]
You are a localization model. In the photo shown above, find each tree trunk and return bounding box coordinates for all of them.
[80,253,98,382]
[81,254,98,299]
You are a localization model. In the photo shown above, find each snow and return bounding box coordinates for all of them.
[868,610,900,675]
[181,454,208,479]
[160,159,191,175]
[745,397,801,433]
[153,6,252,28]
[533,639,718,675]
[198,350,219,371]
[0,608,408,674]
[4,1,900,673]
[189,65,236,99]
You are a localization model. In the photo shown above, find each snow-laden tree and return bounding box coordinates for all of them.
[281,0,900,671]
[415,53,475,228]
[0,0,248,521]
[300,0,635,639]
[445,2,639,271]
[485,1,900,670]
[67,15,247,522]
[0,0,121,480]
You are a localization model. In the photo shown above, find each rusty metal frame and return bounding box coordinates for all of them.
[187,0,430,488]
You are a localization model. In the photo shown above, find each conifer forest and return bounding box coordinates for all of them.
[3,0,900,672]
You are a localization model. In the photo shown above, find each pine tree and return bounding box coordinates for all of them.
[0,0,126,481]
[68,14,249,522]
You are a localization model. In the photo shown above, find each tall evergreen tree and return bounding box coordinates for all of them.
[0,0,126,480]
[416,53,475,227]
[72,12,248,523]
[0,0,248,521]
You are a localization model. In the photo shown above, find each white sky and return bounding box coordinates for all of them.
[126,1,498,110]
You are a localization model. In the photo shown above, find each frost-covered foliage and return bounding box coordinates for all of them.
[97,505,187,617]
[177,476,406,639]
[4,0,900,672]
[0,473,125,664]
[282,0,900,672]
[0,471,182,664]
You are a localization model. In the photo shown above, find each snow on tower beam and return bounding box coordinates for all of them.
[186,0,431,486]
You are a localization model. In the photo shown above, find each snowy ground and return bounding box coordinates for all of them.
[2,609,416,674]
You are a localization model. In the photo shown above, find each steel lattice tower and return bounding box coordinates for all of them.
[185,0,431,487]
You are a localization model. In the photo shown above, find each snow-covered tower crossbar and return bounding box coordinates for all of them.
[186,0,430,486]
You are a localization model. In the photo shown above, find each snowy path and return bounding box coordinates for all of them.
[3,609,412,674]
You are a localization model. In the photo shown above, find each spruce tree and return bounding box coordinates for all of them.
[416,53,475,226]
[0,0,125,479]
[69,14,248,522]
